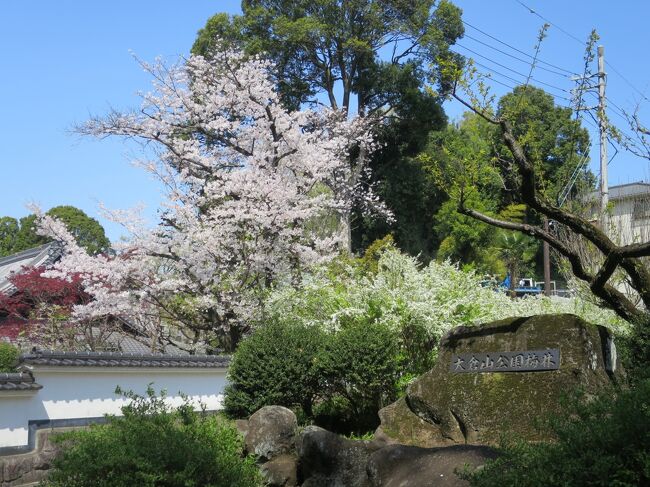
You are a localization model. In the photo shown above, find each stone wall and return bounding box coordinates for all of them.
[0,427,71,487]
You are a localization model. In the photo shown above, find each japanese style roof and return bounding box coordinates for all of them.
[19,350,231,369]
[0,371,42,392]
[0,242,62,296]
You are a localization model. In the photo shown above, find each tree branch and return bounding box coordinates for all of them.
[459,204,644,322]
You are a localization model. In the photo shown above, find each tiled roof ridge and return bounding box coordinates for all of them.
[22,349,228,360]
[0,241,60,267]
[19,349,231,368]
[0,370,42,391]
[0,371,36,381]
[608,181,650,189]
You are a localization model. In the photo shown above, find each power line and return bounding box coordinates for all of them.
[461,34,570,77]
[470,59,525,86]
[467,58,572,102]
[584,108,638,153]
[606,62,650,102]
[513,0,585,46]
[585,91,630,125]
[484,76,518,92]
[513,1,650,104]
[455,43,572,96]
[461,19,577,75]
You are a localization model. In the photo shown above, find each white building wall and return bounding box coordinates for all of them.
[0,366,228,449]
[608,198,650,246]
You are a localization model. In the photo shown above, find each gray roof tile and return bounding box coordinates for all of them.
[0,242,62,295]
[0,372,42,391]
[19,350,231,368]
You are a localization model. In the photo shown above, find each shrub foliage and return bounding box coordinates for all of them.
[0,342,19,372]
[225,319,401,434]
[227,245,630,433]
[45,387,262,487]
[314,318,401,432]
[224,322,325,418]
[465,381,650,487]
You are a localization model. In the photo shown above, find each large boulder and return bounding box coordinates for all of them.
[367,444,499,487]
[375,397,449,448]
[260,453,299,487]
[245,406,297,461]
[297,426,372,487]
[378,314,622,447]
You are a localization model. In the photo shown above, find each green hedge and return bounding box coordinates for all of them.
[224,321,325,419]
[314,317,400,433]
[225,320,402,434]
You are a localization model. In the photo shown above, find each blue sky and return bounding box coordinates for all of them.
[1,1,649,242]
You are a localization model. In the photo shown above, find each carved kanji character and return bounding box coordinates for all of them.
[480,354,494,369]
[496,355,509,368]
[453,357,465,371]
[541,352,556,368]
[510,354,524,368]
[468,356,480,370]
[525,353,539,368]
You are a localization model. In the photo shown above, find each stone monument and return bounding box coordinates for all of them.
[376,314,622,447]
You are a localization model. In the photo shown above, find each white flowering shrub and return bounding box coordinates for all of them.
[266,248,630,365]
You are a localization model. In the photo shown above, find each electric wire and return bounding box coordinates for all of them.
[454,43,572,95]
[461,19,577,75]
[461,34,570,77]
[467,58,572,103]
[457,14,648,185]
[606,62,650,102]
[513,0,650,104]
[513,0,585,46]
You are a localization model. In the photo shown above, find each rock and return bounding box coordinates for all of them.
[245,406,297,461]
[298,425,371,487]
[375,397,451,448]
[235,419,249,438]
[367,444,499,487]
[379,314,623,447]
[260,453,299,487]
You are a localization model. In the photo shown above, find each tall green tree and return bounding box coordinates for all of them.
[495,85,592,204]
[494,204,538,291]
[0,206,110,257]
[351,62,448,259]
[192,0,464,258]
[0,217,20,257]
[420,113,505,272]
[193,0,464,113]
[424,87,591,275]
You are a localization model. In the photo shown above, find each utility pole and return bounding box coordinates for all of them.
[543,218,551,296]
[598,45,609,220]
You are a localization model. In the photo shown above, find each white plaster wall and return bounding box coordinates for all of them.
[609,198,650,246]
[0,366,228,448]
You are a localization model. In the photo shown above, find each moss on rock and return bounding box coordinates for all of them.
[378,314,623,447]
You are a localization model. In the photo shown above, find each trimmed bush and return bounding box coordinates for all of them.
[315,319,401,433]
[224,321,325,418]
[225,319,402,434]
[44,387,262,487]
[0,342,19,372]
[465,381,650,487]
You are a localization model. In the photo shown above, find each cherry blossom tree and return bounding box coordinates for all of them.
[37,46,387,352]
